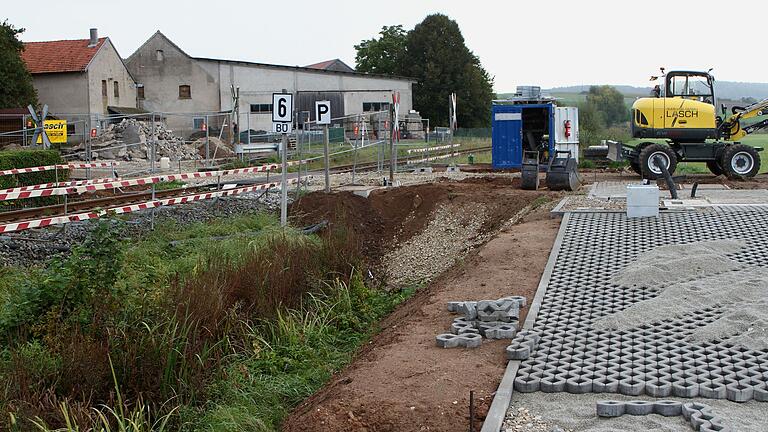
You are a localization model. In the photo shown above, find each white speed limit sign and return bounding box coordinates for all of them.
[272,93,293,123]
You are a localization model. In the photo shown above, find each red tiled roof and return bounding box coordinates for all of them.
[21,38,106,74]
[305,59,337,70]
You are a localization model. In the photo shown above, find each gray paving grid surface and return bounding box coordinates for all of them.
[514,210,768,402]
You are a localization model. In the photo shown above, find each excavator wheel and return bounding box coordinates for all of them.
[629,160,642,175]
[722,144,760,179]
[706,160,723,176]
[639,144,677,180]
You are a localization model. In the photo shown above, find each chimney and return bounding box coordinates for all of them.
[88,28,98,47]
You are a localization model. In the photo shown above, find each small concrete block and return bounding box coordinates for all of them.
[624,400,654,416]
[483,324,518,339]
[457,302,478,320]
[436,333,461,348]
[596,400,625,417]
[506,342,531,360]
[476,299,520,322]
[446,165,461,173]
[436,333,482,348]
[653,400,682,417]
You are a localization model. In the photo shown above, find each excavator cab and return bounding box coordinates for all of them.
[632,70,718,142]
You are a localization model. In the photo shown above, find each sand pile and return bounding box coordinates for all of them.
[592,240,768,350]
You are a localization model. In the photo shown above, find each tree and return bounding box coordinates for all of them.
[0,20,37,109]
[403,14,494,128]
[354,25,407,76]
[585,85,627,127]
[354,15,495,128]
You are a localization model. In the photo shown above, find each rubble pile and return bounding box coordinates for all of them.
[68,118,201,161]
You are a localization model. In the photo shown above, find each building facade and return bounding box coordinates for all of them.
[126,31,414,136]
[21,28,138,132]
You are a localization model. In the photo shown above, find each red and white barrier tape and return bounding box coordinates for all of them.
[0,160,305,201]
[0,162,119,177]
[0,178,119,194]
[405,152,460,165]
[407,144,460,154]
[0,178,301,234]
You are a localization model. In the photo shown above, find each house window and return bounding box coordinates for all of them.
[193,117,205,130]
[363,102,390,112]
[156,50,164,61]
[179,85,191,99]
[113,81,119,98]
[101,80,107,97]
[137,86,145,99]
[250,103,273,113]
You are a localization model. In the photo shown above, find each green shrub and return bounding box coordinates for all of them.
[0,150,68,190]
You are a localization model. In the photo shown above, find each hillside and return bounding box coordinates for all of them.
[545,81,768,100]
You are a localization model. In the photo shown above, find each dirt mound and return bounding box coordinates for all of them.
[290,177,551,262]
[281,214,562,432]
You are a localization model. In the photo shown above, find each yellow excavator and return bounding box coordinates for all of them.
[608,69,768,179]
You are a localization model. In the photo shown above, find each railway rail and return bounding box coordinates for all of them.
[0,144,491,227]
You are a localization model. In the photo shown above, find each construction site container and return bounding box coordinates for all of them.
[491,103,554,169]
[554,107,580,163]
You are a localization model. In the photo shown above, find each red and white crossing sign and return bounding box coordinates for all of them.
[392,91,401,140]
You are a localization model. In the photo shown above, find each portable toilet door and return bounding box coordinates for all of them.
[492,105,523,169]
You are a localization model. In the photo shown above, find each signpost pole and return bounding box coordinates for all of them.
[281,133,288,227]
[389,104,395,185]
[323,124,330,193]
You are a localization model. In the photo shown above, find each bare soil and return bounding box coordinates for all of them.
[290,177,555,262]
[281,205,560,432]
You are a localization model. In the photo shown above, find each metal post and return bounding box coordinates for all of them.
[352,115,359,184]
[280,133,288,226]
[323,124,330,193]
[247,112,251,146]
[150,112,156,174]
[389,106,395,185]
[296,120,302,196]
[22,114,27,146]
[85,118,92,180]
[205,114,210,167]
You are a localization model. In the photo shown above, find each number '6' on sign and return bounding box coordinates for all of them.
[272,93,293,123]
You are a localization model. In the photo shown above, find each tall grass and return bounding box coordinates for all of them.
[0,213,403,432]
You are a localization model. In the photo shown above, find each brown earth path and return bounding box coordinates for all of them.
[282,210,561,432]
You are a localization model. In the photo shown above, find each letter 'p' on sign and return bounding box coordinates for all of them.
[315,100,331,125]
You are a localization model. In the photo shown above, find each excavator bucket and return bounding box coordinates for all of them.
[521,151,540,190]
[546,150,581,191]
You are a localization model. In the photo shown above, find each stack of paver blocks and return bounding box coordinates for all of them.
[436,296,526,348]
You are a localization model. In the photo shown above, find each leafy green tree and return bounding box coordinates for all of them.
[586,85,627,127]
[403,14,494,128]
[354,25,407,75]
[0,20,37,109]
[354,15,495,128]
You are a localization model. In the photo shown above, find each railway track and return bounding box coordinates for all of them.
[0,145,491,225]
[0,185,213,224]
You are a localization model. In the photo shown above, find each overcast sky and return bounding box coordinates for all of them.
[7,0,768,91]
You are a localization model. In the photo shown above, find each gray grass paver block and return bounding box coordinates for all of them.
[516,211,768,402]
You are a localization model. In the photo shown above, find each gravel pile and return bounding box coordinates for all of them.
[0,191,288,267]
[318,170,519,189]
[592,240,768,350]
[558,195,626,211]
[66,118,200,161]
[384,203,490,288]
[504,406,570,432]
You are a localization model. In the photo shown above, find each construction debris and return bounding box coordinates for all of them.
[66,118,201,161]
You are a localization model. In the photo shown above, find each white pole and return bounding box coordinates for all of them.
[323,124,330,193]
[281,133,288,226]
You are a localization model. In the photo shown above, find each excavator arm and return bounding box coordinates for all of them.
[719,98,768,141]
